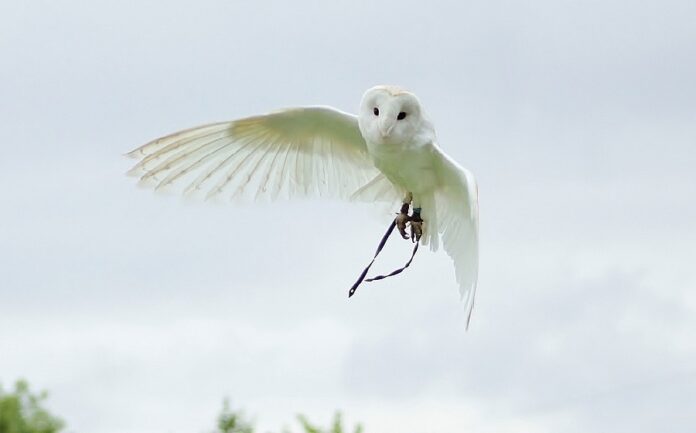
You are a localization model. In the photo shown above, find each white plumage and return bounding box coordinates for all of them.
[127,85,479,327]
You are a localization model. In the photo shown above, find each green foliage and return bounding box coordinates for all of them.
[0,380,64,433]
[213,401,363,433]
[214,399,254,433]
[296,412,363,433]
[0,381,362,433]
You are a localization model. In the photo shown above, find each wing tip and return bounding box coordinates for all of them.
[458,278,478,331]
[126,165,146,178]
[124,148,144,159]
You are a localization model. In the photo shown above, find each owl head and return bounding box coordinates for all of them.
[358,85,425,145]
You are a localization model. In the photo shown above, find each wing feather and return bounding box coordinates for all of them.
[432,146,480,329]
[128,107,380,201]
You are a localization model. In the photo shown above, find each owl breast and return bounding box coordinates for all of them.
[366,139,439,196]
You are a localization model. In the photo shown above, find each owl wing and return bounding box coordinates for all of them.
[431,146,480,328]
[127,106,385,201]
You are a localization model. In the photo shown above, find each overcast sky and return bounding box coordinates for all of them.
[1,1,695,432]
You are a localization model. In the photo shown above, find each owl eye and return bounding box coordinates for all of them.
[373,107,379,116]
[397,112,407,120]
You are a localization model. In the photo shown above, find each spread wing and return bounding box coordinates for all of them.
[431,146,480,328]
[127,106,384,201]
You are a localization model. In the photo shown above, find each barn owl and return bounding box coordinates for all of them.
[127,85,479,327]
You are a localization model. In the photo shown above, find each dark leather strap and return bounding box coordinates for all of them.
[348,218,419,297]
[365,241,419,282]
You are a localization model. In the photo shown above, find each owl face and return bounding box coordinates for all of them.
[358,86,423,146]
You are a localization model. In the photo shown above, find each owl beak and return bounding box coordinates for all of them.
[379,123,394,138]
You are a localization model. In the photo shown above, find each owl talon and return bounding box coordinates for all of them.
[410,220,423,242]
[396,202,410,239]
[396,212,410,239]
[410,208,423,242]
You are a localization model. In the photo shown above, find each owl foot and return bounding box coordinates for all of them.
[395,203,423,242]
[410,208,423,242]
[396,202,411,239]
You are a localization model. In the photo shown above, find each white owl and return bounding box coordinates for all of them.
[127,85,479,326]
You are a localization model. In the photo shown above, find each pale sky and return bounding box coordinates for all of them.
[1,1,695,433]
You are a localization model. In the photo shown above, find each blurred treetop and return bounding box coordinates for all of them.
[0,380,363,433]
[214,399,363,433]
[0,380,65,433]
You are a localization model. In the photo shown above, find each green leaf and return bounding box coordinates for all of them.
[0,379,65,433]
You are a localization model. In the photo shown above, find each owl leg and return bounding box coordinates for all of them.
[409,196,424,242]
[395,192,413,239]
[410,207,423,242]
